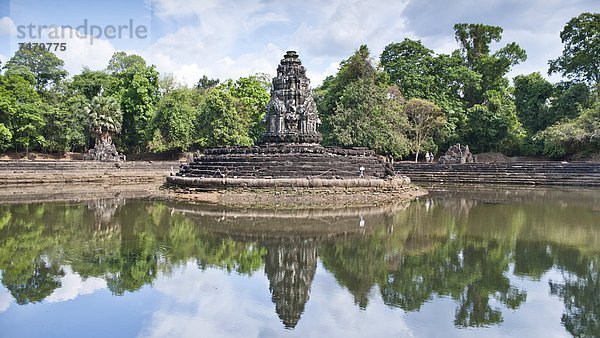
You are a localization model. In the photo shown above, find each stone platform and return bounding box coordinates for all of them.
[166,144,403,189]
[176,145,392,179]
[394,162,600,187]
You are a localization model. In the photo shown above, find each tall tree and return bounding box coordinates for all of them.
[0,72,45,154]
[316,45,410,158]
[226,75,270,143]
[549,12,600,88]
[106,52,159,153]
[404,98,446,162]
[196,75,220,91]
[550,81,591,121]
[3,46,67,92]
[149,87,199,152]
[453,23,527,107]
[70,68,116,101]
[197,87,253,147]
[513,73,554,133]
[88,95,122,151]
[381,38,477,146]
[463,90,523,153]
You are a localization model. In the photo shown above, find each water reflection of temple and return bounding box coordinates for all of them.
[175,202,406,328]
[264,238,318,328]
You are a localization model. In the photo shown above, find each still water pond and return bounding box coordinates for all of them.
[0,187,598,337]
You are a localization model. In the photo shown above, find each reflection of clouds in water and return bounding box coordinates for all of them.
[141,260,275,338]
[296,263,413,337]
[46,266,107,303]
[0,278,11,313]
[141,261,414,338]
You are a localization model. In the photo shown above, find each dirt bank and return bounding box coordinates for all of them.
[0,181,426,208]
[163,184,427,208]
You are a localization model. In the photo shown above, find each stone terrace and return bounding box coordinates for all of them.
[0,160,178,185]
[394,162,600,187]
[178,145,389,179]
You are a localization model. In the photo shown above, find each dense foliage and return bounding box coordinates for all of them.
[317,45,410,158]
[0,12,597,159]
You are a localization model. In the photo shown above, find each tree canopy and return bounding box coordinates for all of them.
[549,12,600,87]
[0,13,596,160]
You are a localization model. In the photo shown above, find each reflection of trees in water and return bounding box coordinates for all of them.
[549,246,600,337]
[0,200,267,301]
[264,238,318,329]
[3,256,64,305]
[0,195,598,332]
[87,197,125,232]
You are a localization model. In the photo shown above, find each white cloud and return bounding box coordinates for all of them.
[145,0,414,86]
[0,287,11,313]
[147,40,283,86]
[307,61,340,89]
[0,17,16,36]
[45,266,107,303]
[140,261,275,338]
[139,261,414,337]
[28,27,117,75]
[291,0,412,59]
[3,1,595,86]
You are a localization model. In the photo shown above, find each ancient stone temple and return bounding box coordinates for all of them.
[167,51,412,189]
[263,51,322,144]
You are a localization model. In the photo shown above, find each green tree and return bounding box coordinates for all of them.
[381,39,477,146]
[193,75,269,147]
[0,72,45,154]
[405,98,446,162]
[88,95,122,149]
[197,87,253,146]
[550,81,591,121]
[513,72,554,133]
[464,90,524,154]
[549,12,600,88]
[316,45,410,158]
[0,123,11,151]
[70,68,116,101]
[149,87,199,152]
[538,98,599,158]
[226,75,270,143]
[106,52,159,153]
[453,23,527,107]
[43,104,87,153]
[3,46,67,92]
[196,75,220,90]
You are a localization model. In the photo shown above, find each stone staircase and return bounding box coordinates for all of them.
[178,145,389,179]
[393,162,600,187]
[0,160,179,185]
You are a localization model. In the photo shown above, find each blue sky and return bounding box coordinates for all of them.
[0,0,598,86]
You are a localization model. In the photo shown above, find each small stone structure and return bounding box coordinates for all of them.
[84,139,124,162]
[263,51,322,144]
[438,143,476,164]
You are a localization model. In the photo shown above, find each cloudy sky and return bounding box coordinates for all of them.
[0,0,597,86]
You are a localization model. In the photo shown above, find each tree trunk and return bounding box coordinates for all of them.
[415,150,419,163]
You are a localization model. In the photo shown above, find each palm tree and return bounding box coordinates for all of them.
[85,94,123,161]
[88,95,122,149]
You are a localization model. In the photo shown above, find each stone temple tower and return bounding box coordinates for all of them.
[262,51,322,144]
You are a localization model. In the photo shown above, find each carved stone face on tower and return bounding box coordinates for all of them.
[262,51,323,144]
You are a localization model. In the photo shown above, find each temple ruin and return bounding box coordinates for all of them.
[168,51,409,189]
[263,51,322,144]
